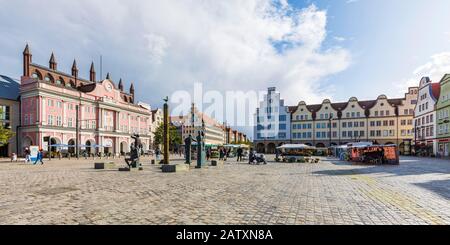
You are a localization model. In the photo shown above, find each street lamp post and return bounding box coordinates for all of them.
[48,136,52,161]
[76,105,79,159]
[163,97,169,165]
[328,115,333,147]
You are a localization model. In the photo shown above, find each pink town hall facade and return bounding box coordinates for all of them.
[19,45,151,156]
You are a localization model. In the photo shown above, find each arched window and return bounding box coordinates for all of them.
[32,70,43,80]
[68,80,76,88]
[56,77,65,86]
[44,74,54,83]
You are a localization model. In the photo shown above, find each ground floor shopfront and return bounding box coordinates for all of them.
[254,140,290,154]
[19,127,151,157]
[413,139,439,157]
[437,138,450,157]
[255,139,413,155]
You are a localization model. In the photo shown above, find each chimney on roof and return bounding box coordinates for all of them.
[89,62,96,82]
[106,72,111,80]
[49,52,57,70]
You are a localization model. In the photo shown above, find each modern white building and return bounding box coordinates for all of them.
[413,77,441,155]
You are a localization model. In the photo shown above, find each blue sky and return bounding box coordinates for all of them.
[291,0,450,101]
[1,0,450,138]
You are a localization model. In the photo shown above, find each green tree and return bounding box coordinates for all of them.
[0,108,14,146]
[154,123,182,150]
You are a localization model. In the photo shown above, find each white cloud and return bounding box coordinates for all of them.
[144,34,169,65]
[0,0,350,108]
[397,52,450,89]
[333,36,346,42]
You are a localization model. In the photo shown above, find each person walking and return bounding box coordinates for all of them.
[219,148,224,160]
[34,149,44,165]
[155,148,161,162]
[237,147,243,162]
[24,148,31,163]
[206,148,211,161]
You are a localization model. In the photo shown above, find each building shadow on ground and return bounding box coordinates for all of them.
[314,157,450,200]
[317,156,450,178]
[414,179,450,200]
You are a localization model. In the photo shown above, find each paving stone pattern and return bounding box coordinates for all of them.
[0,156,449,225]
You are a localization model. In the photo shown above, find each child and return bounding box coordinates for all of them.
[11,153,17,162]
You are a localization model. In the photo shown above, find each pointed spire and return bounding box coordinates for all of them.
[49,52,57,70]
[89,62,96,82]
[106,72,111,80]
[23,44,31,55]
[118,78,124,91]
[71,59,78,77]
[49,53,56,63]
[23,44,32,77]
[72,59,77,70]
[130,82,135,94]
[90,61,95,72]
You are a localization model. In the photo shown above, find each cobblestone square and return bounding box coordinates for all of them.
[0,156,449,225]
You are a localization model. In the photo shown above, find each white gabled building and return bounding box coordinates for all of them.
[413,77,441,156]
[254,87,291,153]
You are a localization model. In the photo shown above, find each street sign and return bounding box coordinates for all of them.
[104,139,113,147]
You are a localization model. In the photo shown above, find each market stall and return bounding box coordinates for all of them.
[223,144,250,159]
[276,144,316,162]
[349,144,399,165]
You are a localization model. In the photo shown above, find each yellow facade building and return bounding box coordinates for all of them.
[290,87,418,154]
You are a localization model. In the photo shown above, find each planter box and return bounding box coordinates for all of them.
[94,163,104,169]
[162,165,176,173]
[105,162,116,169]
[162,164,190,173]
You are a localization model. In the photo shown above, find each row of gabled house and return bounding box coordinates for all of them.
[414,75,450,157]
[254,74,450,157]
